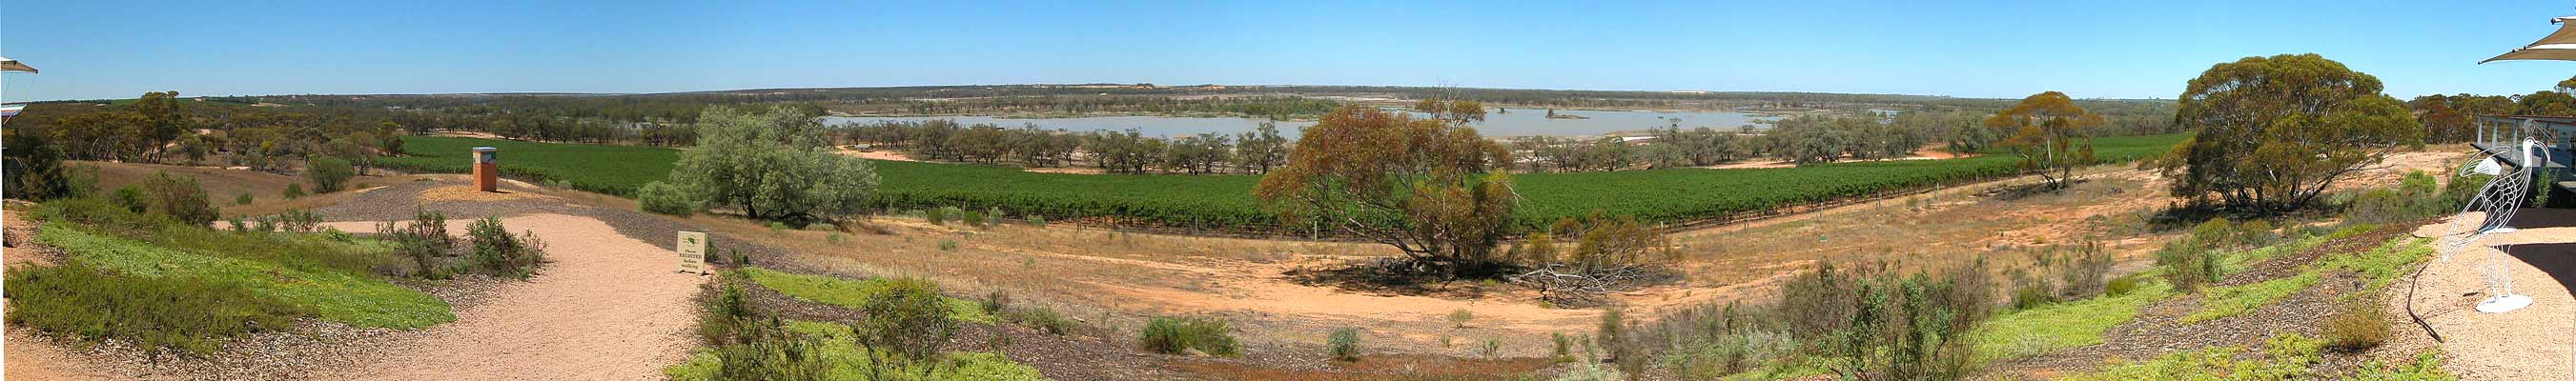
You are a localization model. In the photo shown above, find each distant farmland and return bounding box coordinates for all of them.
[390,133,2190,231]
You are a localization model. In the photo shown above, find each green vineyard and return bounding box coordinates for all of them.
[379,136,681,196]
[391,132,2189,231]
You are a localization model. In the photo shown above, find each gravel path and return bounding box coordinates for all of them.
[2408,211,2576,381]
[312,213,707,380]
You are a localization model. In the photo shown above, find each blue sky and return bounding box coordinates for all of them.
[4,0,2574,101]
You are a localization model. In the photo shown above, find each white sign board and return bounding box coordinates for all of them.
[677,231,707,274]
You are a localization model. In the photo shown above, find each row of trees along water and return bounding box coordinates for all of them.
[24,84,2191,147]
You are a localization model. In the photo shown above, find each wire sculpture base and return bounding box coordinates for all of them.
[2478,293,2534,313]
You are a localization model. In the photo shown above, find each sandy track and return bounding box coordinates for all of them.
[315,213,705,381]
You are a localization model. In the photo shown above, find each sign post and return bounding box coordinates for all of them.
[677,231,708,274]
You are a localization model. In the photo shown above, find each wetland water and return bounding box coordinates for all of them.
[821,108,1774,138]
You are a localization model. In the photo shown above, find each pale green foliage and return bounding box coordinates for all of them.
[636,181,697,216]
[307,156,356,193]
[1327,328,1361,361]
[668,106,879,222]
[1973,281,2174,361]
[856,278,956,364]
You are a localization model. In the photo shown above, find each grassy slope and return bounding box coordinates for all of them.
[737,267,996,324]
[1973,281,2177,362]
[392,132,2188,230]
[663,320,1042,381]
[34,225,454,329]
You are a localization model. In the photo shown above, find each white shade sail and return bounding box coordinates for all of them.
[2484,16,2576,63]
[0,56,33,72]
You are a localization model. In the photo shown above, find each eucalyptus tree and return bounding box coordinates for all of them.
[2160,53,2422,211]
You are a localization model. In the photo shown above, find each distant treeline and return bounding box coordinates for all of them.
[840,120,1291,175]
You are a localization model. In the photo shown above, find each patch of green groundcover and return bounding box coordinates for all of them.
[32,225,454,330]
[5,262,304,355]
[1973,280,2177,361]
[736,267,995,324]
[663,320,1043,381]
[2060,333,2328,380]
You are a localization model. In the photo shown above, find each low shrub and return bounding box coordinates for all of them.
[2322,297,2388,351]
[1028,214,1047,228]
[136,171,221,227]
[277,209,321,233]
[636,181,697,216]
[112,186,147,213]
[4,262,307,356]
[2105,275,2142,297]
[1553,363,1626,381]
[981,290,1012,316]
[938,239,958,251]
[466,216,546,279]
[235,192,255,206]
[283,183,305,199]
[2012,284,2055,311]
[925,207,948,225]
[1551,331,1574,361]
[1141,316,1239,356]
[963,209,986,229]
[1448,309,1477,329]
[1328,327,1362,361]
[1009,307,1073,335]
[856,277,957,364]
[308,156,356,193]
[732,268,992,323]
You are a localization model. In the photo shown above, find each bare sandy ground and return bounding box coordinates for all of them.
[831,148,919,162]
[3,308,125,381]
[2410,211,2576,381]
[313,213,706,381]
[1701,145,1974,170]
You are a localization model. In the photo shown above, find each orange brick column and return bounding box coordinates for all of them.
[473,147,498,192]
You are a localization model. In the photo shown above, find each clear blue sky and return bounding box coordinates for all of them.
[5,0,2574,102]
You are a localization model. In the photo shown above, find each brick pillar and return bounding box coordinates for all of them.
[473,147,498,192]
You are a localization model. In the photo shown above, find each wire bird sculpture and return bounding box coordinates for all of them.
[2435,120,2551,313]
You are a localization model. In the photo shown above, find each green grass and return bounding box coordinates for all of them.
[35,225,455,330]
[662,320,1043,381]
[5,262,305,355]
[736,268,996,324]
[2189,231,2430,325]
[380,135,680,195]
[2317,237,2435,294]
[2060,333,2326,381]
[2182,271,2319,325]
[1974,280,2177,361]
[2348,350,2457,381]
[397,132,2188,231]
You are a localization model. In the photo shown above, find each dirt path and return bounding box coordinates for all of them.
[4,307,126,381]
[314,213,705,380]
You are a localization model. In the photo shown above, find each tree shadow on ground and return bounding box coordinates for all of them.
[1281,257,1497,299]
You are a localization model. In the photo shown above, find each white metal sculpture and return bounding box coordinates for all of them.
[2437,119,2547,313]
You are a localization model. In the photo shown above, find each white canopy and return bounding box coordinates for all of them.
[2485,16,2576,63]
[0,56,33,72]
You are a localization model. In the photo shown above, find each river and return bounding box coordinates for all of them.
[819,108,1773,138]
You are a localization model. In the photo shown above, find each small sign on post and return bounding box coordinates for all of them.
[677,231,708,274]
